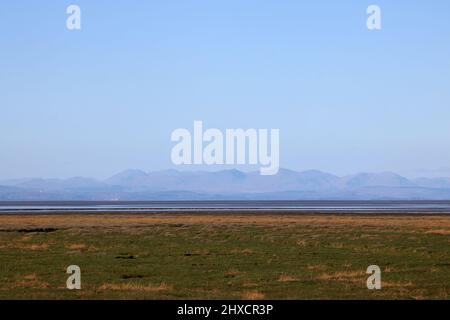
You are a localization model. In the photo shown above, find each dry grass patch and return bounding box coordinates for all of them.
[230,248,254,254]
[242,290,265,300]
[225,269,243,278]
[317,271,365,283]
[18,235,34,242]
[25,243,50,251]
[438,288,450,300]
[242,281,258,288]
[15,273,50,289]
[65,243,87,250]
[0,241,51,251]
[98,282,171,292]
[425,229,450,235]
[22,273,38,281]
[330,242,344,249]
[2,214,450,230]
[277,274,300,282]
[384,266,393,273]
[307,264,327,271]
[296,239,307,247]
[382,280,414,288]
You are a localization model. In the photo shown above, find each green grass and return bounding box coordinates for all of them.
[0,215,449,299]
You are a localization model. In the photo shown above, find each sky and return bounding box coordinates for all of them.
[1,0,450,179]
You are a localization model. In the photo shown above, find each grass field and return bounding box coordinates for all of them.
[0,213,449,300]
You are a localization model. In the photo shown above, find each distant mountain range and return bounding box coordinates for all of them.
[1,168,450,200]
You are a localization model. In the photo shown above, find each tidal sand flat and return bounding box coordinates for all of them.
[0,213,449,299]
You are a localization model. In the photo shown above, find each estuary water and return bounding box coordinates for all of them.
[1,201,450,214]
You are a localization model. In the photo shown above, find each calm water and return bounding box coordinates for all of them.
[1,201,450,213]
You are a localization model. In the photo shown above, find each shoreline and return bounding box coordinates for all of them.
[2,209,450,216]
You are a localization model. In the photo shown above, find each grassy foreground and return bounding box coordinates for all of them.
[0,213,449,300]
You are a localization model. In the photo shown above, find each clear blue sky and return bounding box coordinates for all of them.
[1,1,450,179]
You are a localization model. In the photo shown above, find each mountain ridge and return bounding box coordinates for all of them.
[1,168,450,200]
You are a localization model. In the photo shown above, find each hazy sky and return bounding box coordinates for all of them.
[1,1,450,179]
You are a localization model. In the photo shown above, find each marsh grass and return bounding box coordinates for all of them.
[0,214,449,300]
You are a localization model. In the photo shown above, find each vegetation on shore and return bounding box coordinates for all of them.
[0,213,449,299]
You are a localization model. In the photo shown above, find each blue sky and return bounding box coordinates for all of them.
[1,1,450,179]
